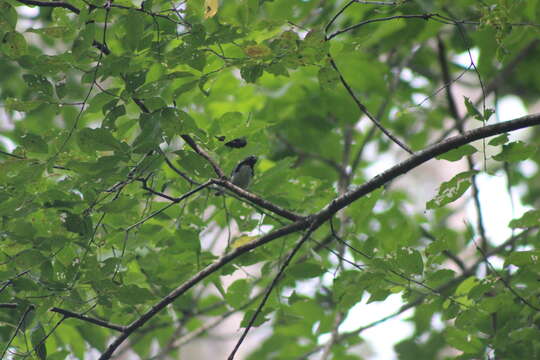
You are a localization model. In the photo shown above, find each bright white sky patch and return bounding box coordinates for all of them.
[401,68,429,88]
[496,95,527,121]
[467,170,532,247]
[453,47,480,68]
[339,293,413,359]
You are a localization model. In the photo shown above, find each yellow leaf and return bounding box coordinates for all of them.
[231,235,257,248]
[204,0,218,18]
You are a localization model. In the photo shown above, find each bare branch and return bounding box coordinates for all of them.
[227,226,315,359]
[98,114,540,359]
[15,0,80,14]
[213,178,304,222]
[472,239,540,311]
[327,13,434,40]
[180,135,225,178]
[1,306,34,359]
[329,57,414,154]
[299,228,535,359]
[50,307,126,332]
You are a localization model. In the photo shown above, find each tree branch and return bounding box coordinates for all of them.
[213,178,304,222]
[299,228,534,359]
[50,307,126,332]
[98,113,540,359]
[180,135,225,178]
[14,0,80,14]
[315,113,540,223]
[327,13,434,40]
[227,226,315,359]
[329,57,414,154]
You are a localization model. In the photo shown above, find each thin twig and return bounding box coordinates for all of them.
[158,148,200,185]
[276,133,347,177]
[329,57,414,154]
[98,114,540,360]
[327,13,434,40]
[437,35,488,250]
[50,307,126,331]
[472,239,540,312]
[298,228,534,359]
[420,226,466,272]
[1,305,34,359]
[180,135,225,178]
[227,225,316,360]
[126,180,214,231]
[49,1,111,161]
[325,0,355,33]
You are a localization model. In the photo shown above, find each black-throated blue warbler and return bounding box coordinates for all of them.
[216,155,257,195]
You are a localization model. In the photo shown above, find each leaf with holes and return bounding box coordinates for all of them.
[426,170,478,209]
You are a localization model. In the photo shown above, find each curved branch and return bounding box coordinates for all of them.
[180,135,225,178]
[99,113,540,359]
[15,0,80,14]
[329,57,414,154]
[327,13,434,40]
[50,308,126,332]
[98,219,310,359]
[316,113,540,222]
[213,178,304,222]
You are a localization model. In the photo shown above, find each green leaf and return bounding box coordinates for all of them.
[436,144,476,161]
[509,210,540,229]
[488,133,509,146]
[493,141,536,162]
[14,249,47,268]
[1,31,27,58]
[159,107,198,139]
[64,212,93,237]
[463,96,483,121]
[300,29,328,64]
[28,26,71,38]
[132,113,163,153]
[72,24,95,59]
[484,108,495,121]
[76,128,125,154]
[455,276,478,296]
[31,322,47,360]
[396,248,424,275]
[102,105,126,131]
[172,46,206,71]
[55,80,67,99]
[5,97,42,112]
[0,3,17,31]
[445,327,483,353]
[504,250,540,268]
[173,79,199,98]
[240,309,271,328]
[318,65,339,90]
[20,133,49,153]
[240,65,264,83]
[426,170,478,209]
[23,74,54,99]
[117,284,153,305]
[225,279,250,309]
[174,150,214,178]
[124,12,146,51]
[288,262,325,279]
[99,197,139,213]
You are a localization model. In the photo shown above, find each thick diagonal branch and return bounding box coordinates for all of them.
[99,113,540,359]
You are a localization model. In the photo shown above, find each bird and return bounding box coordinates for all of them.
[216,155,257,195]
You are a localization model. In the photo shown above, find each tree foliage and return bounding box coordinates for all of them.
[1,0,540,359]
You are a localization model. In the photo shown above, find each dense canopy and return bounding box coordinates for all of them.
[1,0,540,359]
